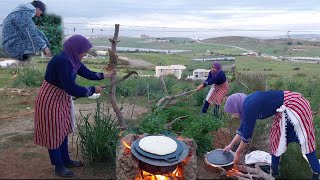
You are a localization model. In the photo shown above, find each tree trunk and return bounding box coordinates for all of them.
[107,24,126,130]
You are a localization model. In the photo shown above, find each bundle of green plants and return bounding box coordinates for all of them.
[77,101,119,163]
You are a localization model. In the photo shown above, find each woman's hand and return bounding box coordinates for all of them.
[94,86,104,93]
[44,47,51,57]
[223,144,233,152]
[104,69,116,78]
[196,84,205,91]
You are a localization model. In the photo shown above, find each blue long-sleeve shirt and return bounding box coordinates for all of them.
[45,52,104,97]
[203,70,226,87]
[237,90,284,143]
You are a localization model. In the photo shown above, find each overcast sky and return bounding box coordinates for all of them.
[1,0,320,38]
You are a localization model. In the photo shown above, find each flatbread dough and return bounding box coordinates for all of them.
[139,136,177,156]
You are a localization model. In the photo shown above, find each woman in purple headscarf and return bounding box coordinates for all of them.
[196,62,229,117]
[223,91,320,179]
[34,35,114,177]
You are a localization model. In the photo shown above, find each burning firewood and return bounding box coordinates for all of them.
[227,165,274,180]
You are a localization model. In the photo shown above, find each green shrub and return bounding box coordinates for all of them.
[273,79,284,90]
[33,14,63,56]
[181,115,223,154]
[139,113,167,134]
[193,88,208,106]
[12,66,44,87]
[279,143,312,179]
[77,101,119,163]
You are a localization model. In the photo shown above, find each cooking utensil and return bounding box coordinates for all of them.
[130,139,189,166]
[133,138,183,162]
[205,149,235,168]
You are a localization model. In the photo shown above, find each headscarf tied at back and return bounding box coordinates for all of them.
[63,35,92,73]
[211,62,222,77]
[224,93,247,115]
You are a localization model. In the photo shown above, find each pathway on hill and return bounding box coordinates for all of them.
[196,41,252,52]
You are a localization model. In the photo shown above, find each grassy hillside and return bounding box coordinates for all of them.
[202,36,320,57]
[236,56,320,76]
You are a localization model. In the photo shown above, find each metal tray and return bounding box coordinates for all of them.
[205,148,235,167]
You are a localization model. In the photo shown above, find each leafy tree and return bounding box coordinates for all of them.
[33,14,63,56]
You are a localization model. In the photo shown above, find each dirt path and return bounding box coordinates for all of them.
[0,98,149,179]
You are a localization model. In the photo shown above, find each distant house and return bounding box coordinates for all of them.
[186,69,211,80]
[155,65,187,79]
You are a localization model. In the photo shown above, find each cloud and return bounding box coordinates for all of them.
[1,0,320,38]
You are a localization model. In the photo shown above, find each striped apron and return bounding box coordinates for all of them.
[206,81,229,105]
[270,91,316,156]
[34,80,73,150]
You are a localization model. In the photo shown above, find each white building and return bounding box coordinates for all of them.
[186,69,211,80]
[155,65,187,79]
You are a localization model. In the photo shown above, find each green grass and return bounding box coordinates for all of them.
[0,68,14,88]
[236,56,320,76]
[202,36,320,57]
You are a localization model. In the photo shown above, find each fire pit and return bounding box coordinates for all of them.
[116,134,198,180]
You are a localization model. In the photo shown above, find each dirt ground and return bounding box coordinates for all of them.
[0,88,229,179]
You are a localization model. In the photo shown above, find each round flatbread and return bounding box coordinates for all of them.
[138,136,177,156]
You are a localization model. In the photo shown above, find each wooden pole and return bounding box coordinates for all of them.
[107,24,126,130]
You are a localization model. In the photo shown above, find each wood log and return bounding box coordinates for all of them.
[156,89,196,108]
[228,165,274,180]
[164,115,188,129]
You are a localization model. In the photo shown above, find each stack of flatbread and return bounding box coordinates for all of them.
[138,136,177,156]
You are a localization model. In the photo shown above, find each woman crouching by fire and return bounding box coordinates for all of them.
[223,90,320,179]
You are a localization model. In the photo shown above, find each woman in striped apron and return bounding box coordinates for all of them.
[34,35,114,177]
[223,91,320,179]
[196,62,229,117]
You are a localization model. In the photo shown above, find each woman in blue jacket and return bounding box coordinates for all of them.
[223,91,320,179]
[196,62,229,117]
[34,35,114,177]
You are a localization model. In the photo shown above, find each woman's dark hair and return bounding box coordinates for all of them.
[31,0,46,13]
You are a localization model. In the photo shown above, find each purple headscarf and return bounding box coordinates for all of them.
[63,35,92,73]
[211,62,222,76]
[224,93,247,115]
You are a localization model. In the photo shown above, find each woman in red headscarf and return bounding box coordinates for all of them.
[34,35,114,177]
[196,62,229,117]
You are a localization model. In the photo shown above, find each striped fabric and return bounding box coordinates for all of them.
[270,91,316,156]
[34,80,73,150]
[206,81,229,105]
